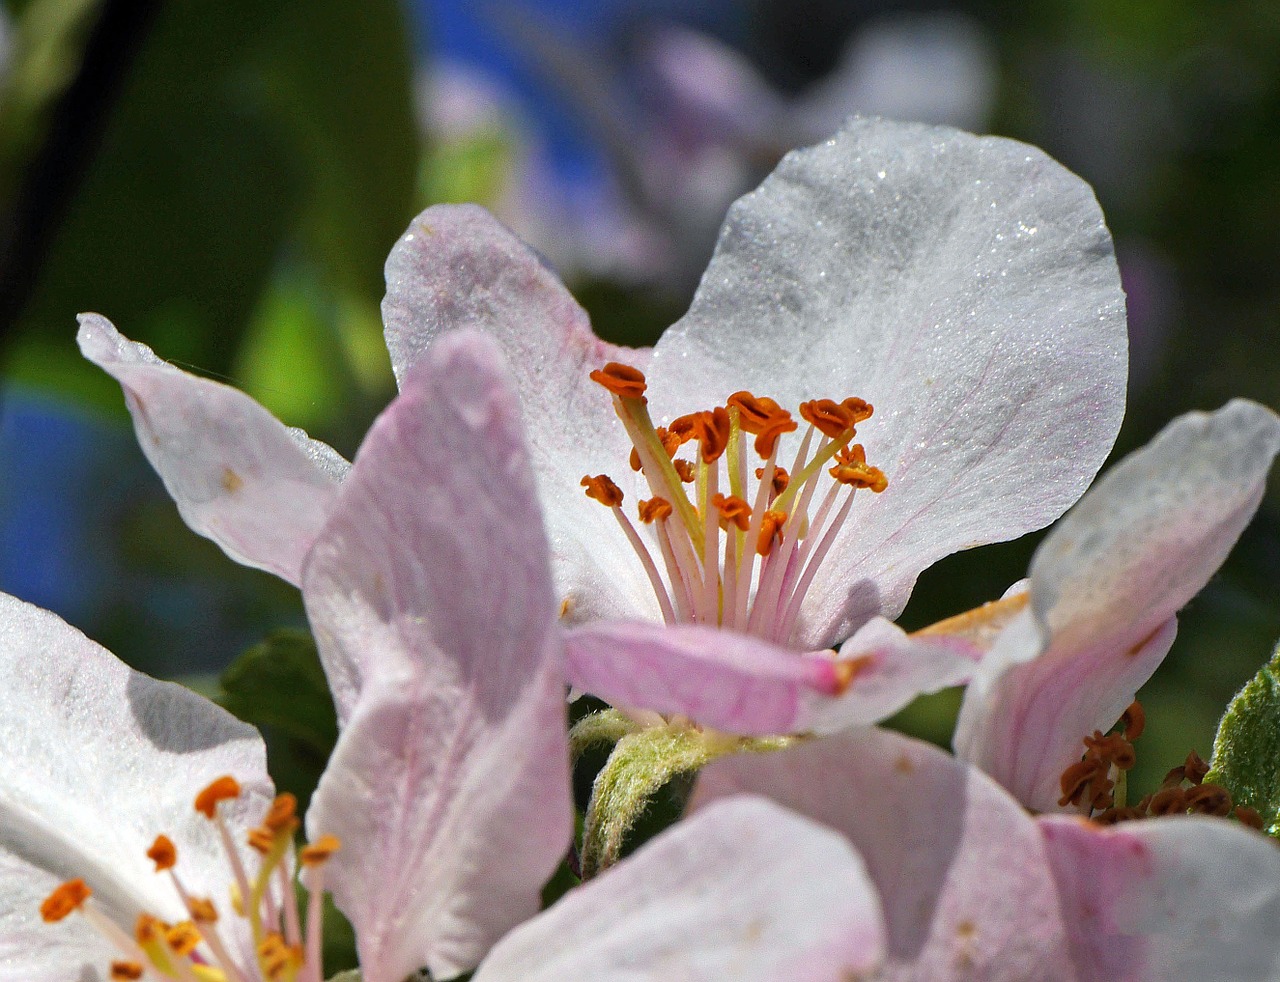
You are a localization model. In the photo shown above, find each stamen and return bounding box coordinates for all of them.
[111,962,145,981]
[300,835,341,866]
[756,511,787,556]
[589,363,648,401]
[581,474,624,508]
[799,399,859,437]
[638,497,673,523]
[148,834,178,872]
[41,879,91,922]
[829,444,888,493]
[712,494,751,531]
[195,777,242,819]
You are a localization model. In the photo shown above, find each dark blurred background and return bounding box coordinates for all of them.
[2,0,1279,799]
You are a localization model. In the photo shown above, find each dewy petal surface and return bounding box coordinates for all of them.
[78,313,349,586]
[1038,815,1280,981]
[692,727,1076,981]
[0,592,272,982]
[303,331,573,982]
[473,796,886,982]
[381,204,661,623]
[955,399,1280,811]
[650,118,1128,647]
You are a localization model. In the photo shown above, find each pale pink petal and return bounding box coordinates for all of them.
[562,620,842,736]
[796,616,981,735]
[650,118,1128,648]
[473,796,885,982]
[77,313,346,586]
[1039,815,1280,980]
[381,205,660,624]
[956,400,1280,811]
[692,728,1076,980]
[303,331,573,982]
[0,592,272,982]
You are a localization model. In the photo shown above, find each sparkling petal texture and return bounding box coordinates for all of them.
[303,331,573,982]
[650,117,1127,647]
[473,796,886,982]
[1038,815,1280,981]
[955,400,1280,811]
[796,616,981,735]
[0,592,272,982]
[381,204,660,623]
[692,727,1076,981]
[562,621,842,735]
[77,313,347,586]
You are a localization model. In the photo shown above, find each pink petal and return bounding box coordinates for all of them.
[956,400,1280,811]
[562,620,842,736]
[0,591,272,982]
[302,331,573,982]
[473,796,885,982]
[77,313,346,586]
[381,205,660,624]
[649,118,1128,648]
[692,728,1077,980]
[796,616,982,734]
[1038,815,1280,980]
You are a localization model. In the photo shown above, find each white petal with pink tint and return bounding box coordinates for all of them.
[1039,815,1280,980]
[77,313,346,586]
[473,796,886,982]
[0,592,271,982]
[651,118,1128,648]
[303,331,572,982]
[692,727,1076,980]
[956,400,1280,811]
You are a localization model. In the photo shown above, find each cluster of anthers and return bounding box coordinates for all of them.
[40,776,339,982]
[1058,701,1262,829]
[581,362,888,645]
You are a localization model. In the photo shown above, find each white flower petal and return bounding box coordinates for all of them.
[381,205,660,623]
[651,118,1127,646]
[0,592,272,981]
[303,331,572,981]
[78,313,347,586]
[474,796,885,982]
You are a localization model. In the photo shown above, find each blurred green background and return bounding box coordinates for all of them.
[2,0,1279,846]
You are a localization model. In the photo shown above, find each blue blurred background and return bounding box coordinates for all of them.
[2,0,1279,814]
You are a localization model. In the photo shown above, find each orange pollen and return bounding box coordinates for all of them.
[259,932,301,980]
[690,407,732,463]
[712,493,752,531]
[166,921,202,956]
[757,511,788,556]
[147,834,177,872]
[672,459,696,483]
[756,465,789,496]
[263,793,298,832]
[110,962,145,981]
[134,913,164,945]
[638,496,673,524]
[40,879,91,922]
[589,362,648,401]
[829,445,889,493]
[300,834,343,866]
[727,392,798,456]
[799,398,858,438]
[247,827,277,854]
[188,897,219,923]
[1120,700,1146,741]
[841,396,874,424]
[581,474,624,507]
[194,775,241,818]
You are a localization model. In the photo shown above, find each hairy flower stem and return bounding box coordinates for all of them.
[568,709,643,765]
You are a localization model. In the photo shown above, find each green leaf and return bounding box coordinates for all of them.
[1206,638,1280,836]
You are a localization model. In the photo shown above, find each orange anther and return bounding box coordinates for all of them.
[247,827,276,854]
[301,834,343,866]
[111,962,145,981]
[656,426,682,456]
[841,397,874,424]
[1058,758,1107,808]
[691,407,732,462]
[1083,732,1136,771]
[259,932,301,980]
[135,913,164,945]
[166,921,201,956]
[831,655,875,693]
[1148,786,1188,816]
[629,447,642,471]
[589,362,647,401]
[147,834,177,872]
[263,793,298,833]
[673,459,696,483]
[829,445,889,493]
[756,466,789,497]
[581,474,624,508]
[638,497,673,524]
[1235,806,1265,830]
[1120,701,1146,741]
[188,897,219,922]
[40,879,91,922]
[1183,750,1209,786]
[727,392,797,457]
[756,511,788,556]
[712,494,752,531]
[799,399,856,438]
[1185,783,1232,817]
[194,776,241,818]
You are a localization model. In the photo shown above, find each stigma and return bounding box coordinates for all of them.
[41,776,341,982]
[583,361,887,645]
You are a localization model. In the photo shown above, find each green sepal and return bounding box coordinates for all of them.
[1206,639,1280,836]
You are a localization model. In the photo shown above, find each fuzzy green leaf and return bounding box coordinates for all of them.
[1206,639,1280,836]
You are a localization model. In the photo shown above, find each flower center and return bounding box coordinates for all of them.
[582,362,887,645]
[40,775,340,982]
